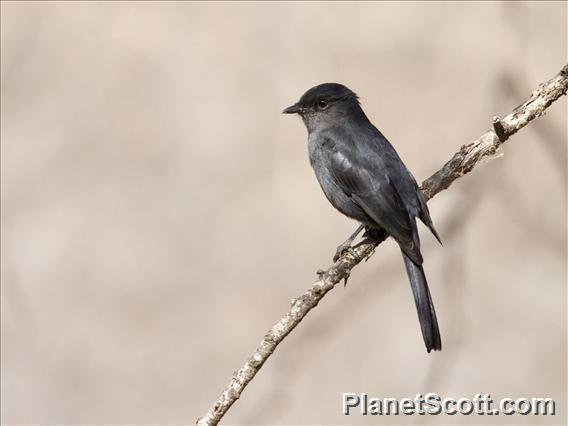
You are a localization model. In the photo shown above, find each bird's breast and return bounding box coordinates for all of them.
[306,133,370,224]
[307,133,335,166]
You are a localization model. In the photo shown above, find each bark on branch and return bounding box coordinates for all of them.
[197,64,568,426]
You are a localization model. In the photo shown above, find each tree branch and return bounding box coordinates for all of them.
[197,64,568,426]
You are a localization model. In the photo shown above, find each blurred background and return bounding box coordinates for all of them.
[1,2,566,425]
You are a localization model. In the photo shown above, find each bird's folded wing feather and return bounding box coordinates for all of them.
[328,145,423,264]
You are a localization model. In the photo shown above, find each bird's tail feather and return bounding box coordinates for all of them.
[401,251,442,352]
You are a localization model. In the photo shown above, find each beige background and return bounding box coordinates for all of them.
[1,2,566,425]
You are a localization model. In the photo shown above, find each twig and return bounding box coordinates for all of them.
[197,64,568,426]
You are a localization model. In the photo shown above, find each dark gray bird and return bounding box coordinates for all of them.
[283,83,442,352]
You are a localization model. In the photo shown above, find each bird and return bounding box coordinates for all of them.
[283,83,442,352]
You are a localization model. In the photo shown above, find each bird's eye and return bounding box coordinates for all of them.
[317,98,328,109]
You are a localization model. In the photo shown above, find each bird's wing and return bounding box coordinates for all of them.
[327,142,423,264]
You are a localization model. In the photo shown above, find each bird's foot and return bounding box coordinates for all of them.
[333,242,355,262]
[364,246,376,262]
[349,228,387,261]
[333,224,366,262]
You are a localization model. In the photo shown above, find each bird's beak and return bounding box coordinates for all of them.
[282,103,301,114]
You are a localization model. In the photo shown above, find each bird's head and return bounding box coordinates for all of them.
[282,83,361,132]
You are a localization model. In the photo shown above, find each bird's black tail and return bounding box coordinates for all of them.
[401,251,442,352]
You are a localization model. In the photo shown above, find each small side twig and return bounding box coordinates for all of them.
[492,116,509,142]
[197,64,568,426]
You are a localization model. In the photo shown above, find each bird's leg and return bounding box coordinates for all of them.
[353,227,388,262]
[352,228,389,262]
[333,224,366,262]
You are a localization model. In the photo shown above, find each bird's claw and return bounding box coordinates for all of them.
[333,243,354,262]
[364,246,376,262]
